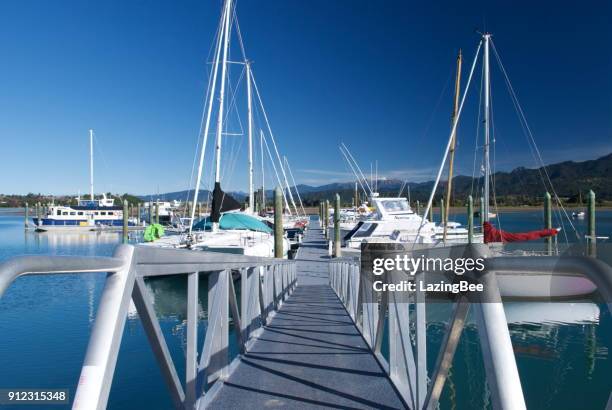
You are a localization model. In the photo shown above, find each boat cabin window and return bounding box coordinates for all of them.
[381,200,410,212]
[100,211,107,216]
[351,223,377,238]
[70,212,76,216]
[78,212,83,216]
[57,210,61,216]
[62,211,69,216]
[107,212,114,216]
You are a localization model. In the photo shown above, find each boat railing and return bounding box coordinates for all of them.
[329,244,612,410]
[0,245,297,410]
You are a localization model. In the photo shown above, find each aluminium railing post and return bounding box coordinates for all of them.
[198,269,229,388]
[346,264,353,318]
[242,267,258,344]
[257,266,267,326]
[474,271,526,410]
[388,273,416,409]
[72,245,136,410]
[271,264,279,309]
[374,270,389,355]
[341,263,346,303]
[185,271,199,408]
[423,297,470,410]
[415,270,427,410]
[361,263,378,349]
[265,265,274,314]
[281,263,287,301]
[132,276,185,410]
[332,263,338,295]
[228,269,244,353]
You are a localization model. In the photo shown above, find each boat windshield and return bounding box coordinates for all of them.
[381,200,410,212]
[352,223,377,238]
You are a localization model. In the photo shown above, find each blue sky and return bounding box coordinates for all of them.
[0,0,610,195]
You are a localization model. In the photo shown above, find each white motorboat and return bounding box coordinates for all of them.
[342,195,481,248]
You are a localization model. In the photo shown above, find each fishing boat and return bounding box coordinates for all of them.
[33,130,133,231]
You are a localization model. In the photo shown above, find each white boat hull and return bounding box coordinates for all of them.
[496,272,596,298]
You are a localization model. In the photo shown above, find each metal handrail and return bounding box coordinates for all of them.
[0,244,297,410]
[329,246,612,410]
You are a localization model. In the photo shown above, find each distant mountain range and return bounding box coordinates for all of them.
[142,153,612,206]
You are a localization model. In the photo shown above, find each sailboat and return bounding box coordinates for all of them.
[412,33,595,298]
[33,130,133,231]
[142,0,289,257]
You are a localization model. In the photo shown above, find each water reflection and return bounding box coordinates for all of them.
[423,300,609,409]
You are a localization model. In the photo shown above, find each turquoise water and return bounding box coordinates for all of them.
[0,209,610,409]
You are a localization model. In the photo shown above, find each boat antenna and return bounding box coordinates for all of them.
[340,142,373,195]
[89,129,94,200]
[339,144,370,196]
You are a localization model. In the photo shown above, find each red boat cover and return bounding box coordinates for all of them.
[483,221,559,244]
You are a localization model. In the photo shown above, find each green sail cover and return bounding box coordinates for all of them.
[192,213,272,233]
[143,223,165,242]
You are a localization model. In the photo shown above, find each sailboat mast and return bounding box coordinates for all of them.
[214,0,232,185]
[189,0,227,234]
[89,129,94,200]
[483,33,491,222]
[443,49,462,241]
[246,60,254,212]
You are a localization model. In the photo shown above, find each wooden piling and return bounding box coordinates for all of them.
[440,196,445,226]
[123,200,129,244]
[416,200,420,216]
[24,202,29,229]
[544,192,552,255]
[334,193,341,258]
[587,190,596,256]
[319,202,323,224]
[428,200,433,221]
[155,200,159,225]
[274,187,283,258]
[467,195,473,244]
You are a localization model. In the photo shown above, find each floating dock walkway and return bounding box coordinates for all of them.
[208,223,405,409]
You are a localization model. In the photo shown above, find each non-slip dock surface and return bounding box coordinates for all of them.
[208,223,406,409]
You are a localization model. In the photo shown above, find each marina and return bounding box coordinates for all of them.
[0,0,610,409]
[1,209,611,409]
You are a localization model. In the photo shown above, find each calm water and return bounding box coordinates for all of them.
[0,209,610,409]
